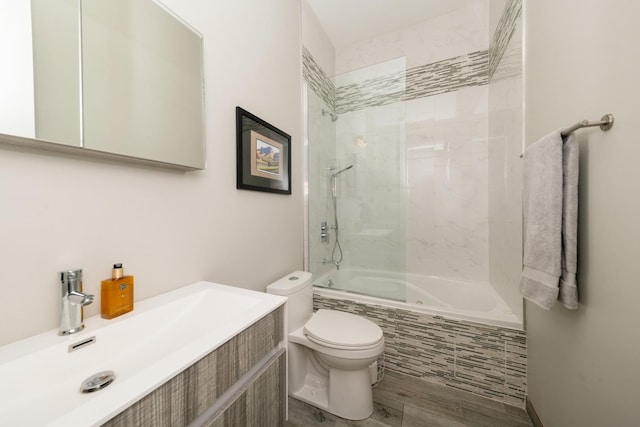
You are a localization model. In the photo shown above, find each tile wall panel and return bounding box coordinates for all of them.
[306,87,337,277]
[334,2,489,76]
[392,309,454,385]
[488,0,524,321]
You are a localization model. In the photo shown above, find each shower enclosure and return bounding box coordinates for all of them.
[303,0,524,326]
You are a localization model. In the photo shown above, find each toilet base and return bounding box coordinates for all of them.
[290,366,374,421]
[291,384,329,411]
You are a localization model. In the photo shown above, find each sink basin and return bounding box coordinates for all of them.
[0,281,286,426]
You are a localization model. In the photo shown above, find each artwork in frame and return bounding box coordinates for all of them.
[236,107,291,194]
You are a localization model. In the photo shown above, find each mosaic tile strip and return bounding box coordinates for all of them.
[314,293,527,407]
[302,46,336,112]
[335,51,489,114]
[489,0,522,81]
[392,309,454,385]
[491,40,522,82]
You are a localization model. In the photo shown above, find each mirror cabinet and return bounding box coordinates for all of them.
[0,0,205,170]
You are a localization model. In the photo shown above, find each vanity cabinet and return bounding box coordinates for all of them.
[203,352,286,426]
[102,305,286,427]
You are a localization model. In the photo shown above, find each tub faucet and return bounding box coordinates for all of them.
[58,269,94,335]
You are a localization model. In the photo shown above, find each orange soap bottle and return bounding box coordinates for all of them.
[101,263,134,319]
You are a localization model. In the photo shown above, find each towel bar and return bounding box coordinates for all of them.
[520,113,614,158]
[560,114,614,137]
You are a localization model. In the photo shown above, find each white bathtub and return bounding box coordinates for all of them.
[313,269,522,329]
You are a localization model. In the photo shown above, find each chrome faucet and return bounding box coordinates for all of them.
[58,269,94,335]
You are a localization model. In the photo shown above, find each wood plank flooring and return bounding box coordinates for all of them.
[285,371,533,427]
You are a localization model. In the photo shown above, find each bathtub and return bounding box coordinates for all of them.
[313,268,522,330]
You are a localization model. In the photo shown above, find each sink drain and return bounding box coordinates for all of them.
[80,370,116,393]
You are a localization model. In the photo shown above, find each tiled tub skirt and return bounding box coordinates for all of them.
[314,292,527,408]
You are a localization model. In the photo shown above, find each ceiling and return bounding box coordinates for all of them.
[306,0,471,48]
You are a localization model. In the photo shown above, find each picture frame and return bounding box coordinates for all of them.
[236,107,291,194]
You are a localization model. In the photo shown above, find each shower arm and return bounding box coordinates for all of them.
[322,109,338,122]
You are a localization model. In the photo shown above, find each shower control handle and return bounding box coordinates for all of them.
[320,222,329,243]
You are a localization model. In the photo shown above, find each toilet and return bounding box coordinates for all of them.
[267,271,384,420]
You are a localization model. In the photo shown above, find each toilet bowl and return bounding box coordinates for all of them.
[266,271,384,421]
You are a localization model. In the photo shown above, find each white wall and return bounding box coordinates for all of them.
[0,0,303,347]
[301,1,334,77]
[525,1,640,425]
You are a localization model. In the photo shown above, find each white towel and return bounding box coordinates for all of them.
[559,134,579,309]
[519,130,579,310]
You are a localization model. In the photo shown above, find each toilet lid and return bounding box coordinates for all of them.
[303,309,383,348]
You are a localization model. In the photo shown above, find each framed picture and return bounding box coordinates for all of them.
[236,107,291,194]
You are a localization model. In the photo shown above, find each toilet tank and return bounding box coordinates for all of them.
[266,271,313,331]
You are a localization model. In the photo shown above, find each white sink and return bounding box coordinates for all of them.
[0,281,286,427]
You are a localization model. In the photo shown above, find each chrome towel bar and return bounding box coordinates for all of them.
[520,113,614,158]
[560,113,614,137]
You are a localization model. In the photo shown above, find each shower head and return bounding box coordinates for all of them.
[322,109,339,122]
[331,164,354,177]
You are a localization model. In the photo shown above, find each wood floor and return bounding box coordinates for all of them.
[285,371,533,427]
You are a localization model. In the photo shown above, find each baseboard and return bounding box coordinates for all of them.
[526,397,544,427]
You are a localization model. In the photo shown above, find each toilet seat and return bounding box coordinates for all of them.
[306,334,384,351]
[303,309,383,350]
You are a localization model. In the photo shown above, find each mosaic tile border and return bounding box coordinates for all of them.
[490,40,522,82]
[336,51,488,114]
[489,0,522,81]
[314,293,527,408]
[304,5,520,116]
[304,47,489,117]
[302,46,336,112]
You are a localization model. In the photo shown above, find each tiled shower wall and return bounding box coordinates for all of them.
[332,2,491,282]
[488,0,524,321]
[304,1,522,288]
[333,59,408,273]
[314,294,527,408]
[306,95,336,277]
[303,46,337,277]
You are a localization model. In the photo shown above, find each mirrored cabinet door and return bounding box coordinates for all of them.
[0,0,82,146]
[0,0,205,170]
[81,0,206,169]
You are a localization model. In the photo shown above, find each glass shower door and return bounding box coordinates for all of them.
[306,59,409,302]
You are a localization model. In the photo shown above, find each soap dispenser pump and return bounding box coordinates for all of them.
[101,263,134,319]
